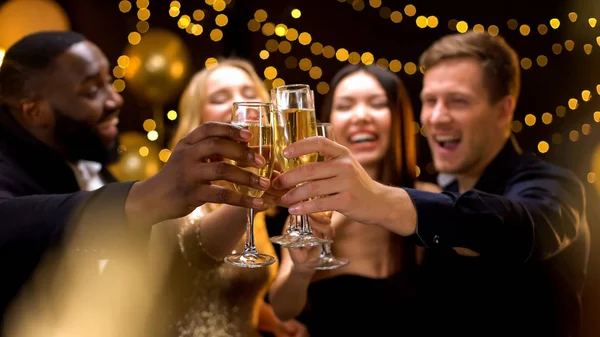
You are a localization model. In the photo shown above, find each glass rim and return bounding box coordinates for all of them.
[232,101,273,107]
[316,122,332,126]
[274,84,310,92]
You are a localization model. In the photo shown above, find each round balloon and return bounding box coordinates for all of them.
[108,131,162,182]
[0,0,70,50]
[124,28,192,106]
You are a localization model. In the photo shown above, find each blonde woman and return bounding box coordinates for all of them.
[148,59,307,337]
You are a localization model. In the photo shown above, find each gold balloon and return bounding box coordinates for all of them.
[108,131,162,182]
[124,28,192,106]
[0,0,70,50]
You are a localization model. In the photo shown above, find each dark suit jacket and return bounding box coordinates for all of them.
[406,137,590,336]
[0,107,138,330]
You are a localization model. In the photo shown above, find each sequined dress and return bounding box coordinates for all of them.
[149,205,278,337]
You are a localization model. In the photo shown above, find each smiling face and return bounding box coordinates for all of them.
[202,66,260,123]
[330,71,392,167]
[420,57,512,176]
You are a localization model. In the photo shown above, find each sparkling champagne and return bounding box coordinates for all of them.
[231,123,274,198]
[274,108,318,172]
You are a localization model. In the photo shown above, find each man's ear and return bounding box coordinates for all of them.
[495,95,515,133]
[20,98,53,127]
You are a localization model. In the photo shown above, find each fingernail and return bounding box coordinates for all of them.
[289,205,300,214]
[240,129,252,140]
[259,177,270,189]
[253,198,264,208]
[281,194,289,204]
[254,155,265,167]
[283,147,292,158]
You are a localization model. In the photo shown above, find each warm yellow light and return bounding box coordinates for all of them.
[322,46,335,58]
[537,24,548,35]
[278,41,292,54]
[265,39,278,52]
[352,0,365,11]
[178,15,191,29]
[582,90,592,101]
[584,44,593,55]
[138,146,149,157]
[262,22,275,36]
[556,106,566,117]
[582,123,591,135]
[389,59,402,72]
[565,40,575,51]
[589,18,598,28]
[507,19,518,30]
[536,55,548,67]
[317,81,330,94]
[597,37,600,47]
[448,19,458,31]
[254,9,267,22]
[285,56,298,69]
[143,119,156,132]
[117,55,130,68]
[128,32,141,45]
[119,0,132,13]
[524,114,536,126]
[275,24,287,37]
[550,18,560,29]
[299,58,312,71]
[286,28,299,41]
[191,24,203,36]
[404,4,416,17]
[541,112,553,124]
[416,16,427,28]
[205,57,218,68]
[247,19,260,32]
[112,79,125,92]
[511,120,523,133]
[264,66,277,80]
[215,14,228,27]
[336,48,349,62]
[309,66,323,79]
[456,21,468,33]
[159,149,171,163]
[137,0,149,9]
[137,8,150,21]
[552,43,563,54]
[137,21,149,33]
[348,52,360,65]
[537,141,549,153]
[390,11,403,23]
[415,166,421,177]
[311,42,324,55]
[412,122,421,134]
[487,25,499,36]
[147,130,159,141]
[169,0,180,8]
[369,0,382,8]
[520,58,532,70]
[272,78,285,88]
[291,9,301,18]
[519,24,530,36]
[361,52,374,65]
[167,110,178,121]
[568,12,578,22]
[193,10,205,21]
[169,6,180,17]
[595,111,600,123]
[597,84,600,95]
[568,98,578,110]
[298,32,312,45]
[552,133,562,144]
[376,58,389,69]
[259,50,270,60]
[213,0,226,11]
[113,66,126,79]
[588,172,597,184]
[428,16,438,28]
[210,29,223,41]
[569,130,579,142]
[404,62,417,75]
[473,24,485,33]
[379,7,391,19]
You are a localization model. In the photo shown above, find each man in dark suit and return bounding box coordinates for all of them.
[273,32,590,336]
[0,31,272,333]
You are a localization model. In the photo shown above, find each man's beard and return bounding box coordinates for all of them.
[53,108,119,165]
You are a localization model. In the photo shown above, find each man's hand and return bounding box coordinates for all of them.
[126,122,271,226]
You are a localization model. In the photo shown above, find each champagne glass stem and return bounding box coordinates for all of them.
[320,235,332,257]
[244,208,257,254]
[300,215,313,234]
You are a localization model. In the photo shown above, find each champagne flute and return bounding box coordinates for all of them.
[309,123,349,270]
[225,102,277,268]
[271,84,331,248]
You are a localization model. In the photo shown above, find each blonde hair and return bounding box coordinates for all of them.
[169,58,269,149]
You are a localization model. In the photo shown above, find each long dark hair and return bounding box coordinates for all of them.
[320,64,417,188]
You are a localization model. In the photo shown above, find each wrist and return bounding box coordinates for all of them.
[373,183,417,236]
[125,178,170,228]
[290,264,316,279]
